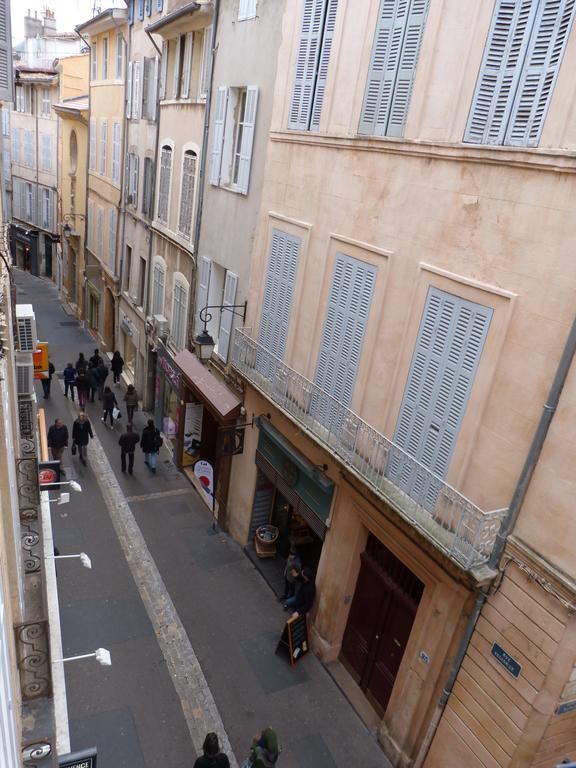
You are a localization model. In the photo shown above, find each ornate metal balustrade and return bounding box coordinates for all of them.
[14,620,51,700]
[232,329,507,571]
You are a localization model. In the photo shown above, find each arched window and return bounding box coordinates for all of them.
[69,130,78,174]
[151,257,166,316]
[157,144,172,223]
[177,149,197,239]
[171,275,189,349]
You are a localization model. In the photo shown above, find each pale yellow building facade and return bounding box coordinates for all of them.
[226,1,576,766]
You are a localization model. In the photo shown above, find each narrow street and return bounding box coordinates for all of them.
[20,269,389,768]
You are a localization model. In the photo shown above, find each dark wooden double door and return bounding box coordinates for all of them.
[341,536,424,714]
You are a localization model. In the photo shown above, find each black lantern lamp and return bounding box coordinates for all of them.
[195,301,247,362]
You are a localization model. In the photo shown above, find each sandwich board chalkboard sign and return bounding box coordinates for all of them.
[276,614,309,666]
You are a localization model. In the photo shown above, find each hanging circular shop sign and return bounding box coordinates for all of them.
[281,457,299,487]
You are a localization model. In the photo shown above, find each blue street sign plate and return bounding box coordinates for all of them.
[491,643,522,679]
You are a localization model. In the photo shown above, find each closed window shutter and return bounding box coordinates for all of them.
[155,0,163,10]
[359,0,429,137]
[127,61,133,117]
[108,207,117,271]
[505,0,576,146]
[159,42,168,100]
[389,288,492,505]
[288,0,327,130]
[97,207,104,259]
[99,120,107,174]
[196,255,211,331]
[182,33,193,98]
[172,36,181,98]
[200,27,212,97]
[217,271,238,362]
[258,229,301,370]
[87,199,94,250]
[42,134,51,170]
[314,254,376,420]
[133,61,141,118]
[210,86,228,185]
[236,85,258,194]
[310,0,338,130]
[0,0,13,102]
[178,150,196,238]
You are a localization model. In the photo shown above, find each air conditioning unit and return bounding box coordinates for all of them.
[15,353,34,396]
[15,304,37,352]
[153,314,169,340]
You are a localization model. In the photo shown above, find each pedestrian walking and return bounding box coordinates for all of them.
[119,424,139,474]
[194,733,230,768]
[89,348,103,368]
[111,350,124,384]
[63,362,76,401]
[123,384,139,423]
[101,386,118,427]
[75,353,88,374]
[75,370,90,409]
[86,363,98,403]
[279,543,301,602]
[242,728,279,768]
[71,412,93,466]
[140,419,162,472]
[47,418,69,473]
[41,359,55,399]
[95,360,109,401]
[284,567,316,619]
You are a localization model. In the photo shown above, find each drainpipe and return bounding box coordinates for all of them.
[76,29,91,328]
[116,26,131,354]
[489,314,576,568]
[186,0,220,350]
[413,589,488,768]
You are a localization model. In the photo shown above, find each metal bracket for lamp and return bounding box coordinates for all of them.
[194,301,247,361]
[62,213,86,239]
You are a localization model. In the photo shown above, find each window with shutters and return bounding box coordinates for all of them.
[0,0,12,104]
[116,32,124,79]
[313,254,376,423]
[216,269,239,363]
[138,256,146,305]
[112,122,121,183]
[87,199,94,251]
[91,42,97,81]
[258,229,301,374]
[23,131,33,167]
[15,85,24,112]
[96,206,104,259]
[40,187,52,230]
[128,0,134,24]
[157,144,172,224]
[151,257,166,315]
[89,118,96,170]
[159,41,168,100]
[155,0,163,10]
[464,0,576,147]
[138,0,145,21]
[41,87,51,117]
[200,26,212,98]
[288,0,339,131]
[239,0,257,21]
[171,275,189,349]
[359,0,430,138]
[1,106,9,136]
[146,0,152,16]
[142,156,154,216]
[108,208,117,272]
[24,183,34,222]
[181,33,193,99]
[123,244,132,292]
[142,57,158,119]
[102,36,108,80]
[11,127,19,163]
[387,287,492,508]
[99,119,107,175]
[178,149,197,239]
[41,134,51,171]
[210,85,258,194]
[127,152,139,207]
[2,148,9,182]
[132,60,141,119]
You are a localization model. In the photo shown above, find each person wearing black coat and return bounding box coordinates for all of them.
[75,371,90,408]
[86,363,99,403]
[89,348,103,368]
[95,361,109,401]
[47,419,68,471]
[111,350,124,384]
[119,424,139,474]
[140,419,162,472]
[193,733,230,768]
[63,362,76,401]
[101,386,118,427]
[41,360,55,398]
[284,567,316,618]
[75,353,87,374]
[71,413,93,466]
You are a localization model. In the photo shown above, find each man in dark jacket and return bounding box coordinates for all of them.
[89,348,103,368]
[285,567,316,618]
[86,363,98,402]
[47,418,68,472]
[119,424,139,474]
[140,419,162,472]
[71,412,93,466]
[41,360,55,399]
[95,361,109,401]
[63,362,76,401]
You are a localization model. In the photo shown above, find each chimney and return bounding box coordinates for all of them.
[43,8,57,34]
[23,12,43,39]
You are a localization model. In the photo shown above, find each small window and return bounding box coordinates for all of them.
[123,245,132,292]
[157,144,172,224]
[178,149,197,239]
[171,278,189,349]
[99,120,107,175]
[151,258,165,315]
[69,130,78,174]
[210,86,258,194]
[91,42,98,81]
[238,0,257,21]
[142,156,154,217]
[138,256,146,305]
[41,88,51,117]
[115,32,124,79]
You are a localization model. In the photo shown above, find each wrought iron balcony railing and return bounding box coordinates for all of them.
[232,329,507,571]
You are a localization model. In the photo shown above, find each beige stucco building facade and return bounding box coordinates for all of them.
[77,8,128,352]
[225,1,576,766]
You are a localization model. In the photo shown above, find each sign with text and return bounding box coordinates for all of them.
[216,425,245,456]
[33,342,49,379]
[276,614,309,667]
[38,460,62,491]
[491,643,522,679]
[194,459,214,505]
[58,747,97,768]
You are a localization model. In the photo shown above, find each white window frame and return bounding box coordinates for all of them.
[212,85,258,194]
[24,182,33,222]
[116,31,124,79]
[171,273,189,349]
[132,60,141,119]
[99,119,107,175]
[102,36,108,79]
[41,187,52,230]
[156,142,173,224]
[128,152,139,206]
[181,33,193,99]
[238,0,257,21]
[177,146,198,239]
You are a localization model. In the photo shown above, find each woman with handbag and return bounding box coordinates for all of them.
[71,413,93,466]
[101,386,119,428]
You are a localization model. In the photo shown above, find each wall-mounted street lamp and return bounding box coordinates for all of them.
[194,301,247,362]
[62,213,86,239]
[46,552,92,569]
[45,480,82,492]
[54,648,111,667]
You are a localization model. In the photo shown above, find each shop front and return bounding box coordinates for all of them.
[120,310,138,383]
[246,417,334,596]
[154,343,183,458]
[10,224,38,274]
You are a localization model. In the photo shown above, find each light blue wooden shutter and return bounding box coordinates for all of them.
[217,270,238,363]
[505,0,576,146]
[236,86,258,194]
[310,0,338,130]
[196,255,211,332]
[0,0,13,103]
[314,254,376,423]
[258,229,300,377]
[388,288,492,507]
[288,0,327,129]
[210,86,228,185]
[359,0,429,137]
[464,0,537,144]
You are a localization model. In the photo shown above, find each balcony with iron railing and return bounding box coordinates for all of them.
[231,329,507,572]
